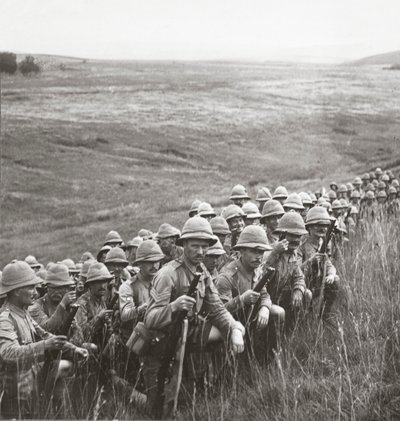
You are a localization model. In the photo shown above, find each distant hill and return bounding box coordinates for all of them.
[352,50,400,66]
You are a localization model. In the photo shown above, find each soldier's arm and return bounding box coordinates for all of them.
[144,269,175,331]
[29,301,69,333]
[259,286,272,310]
[75,300,100,341]
[119,281,139,323]
[203,277,244,339]
[215,273,243,315]
[0,317,47,368]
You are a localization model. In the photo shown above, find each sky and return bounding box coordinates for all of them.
[0,0,399,62]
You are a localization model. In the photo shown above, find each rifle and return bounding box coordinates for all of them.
[155,267,203,419]
[56,303,80,336]
[248,267,276,324]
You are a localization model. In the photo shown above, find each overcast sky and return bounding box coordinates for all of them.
[1,0,399,62]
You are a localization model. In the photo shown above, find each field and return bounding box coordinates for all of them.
[1,57,400,420]
[1,58,400,265]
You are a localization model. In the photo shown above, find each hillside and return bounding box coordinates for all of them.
[353,50,400,66]
[1,58,400,267]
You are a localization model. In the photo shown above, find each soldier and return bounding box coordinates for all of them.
[350,190,361,211]
[204,238,226,282]
[361,173,370,191]
[0,261,88,418]
[242,201,262,226]
[125,236,143,269]
[80,251,95,263]
[327,190,337,203]
[29,263,81,341]
[352,176,362,193]
[77,258,94,298]
[375,167,383,181]
[215,225,274,362]
[337,184,348,200]
[97,245,112,263]
[360,191,377,221]
[24,255,42,273]
[229,184,250,208]
[376,190,388,220]
[346,183,354,200]
[255,187,272,212]
[210,216,231,255]
[387,186,399,217]
[142,217,245,417]
[188,199,202,217]
[104,230,123,248]
[298,207,339,321]
[197,202,217,221]
[260,211,307,331]
[156,223,183,266]
[221,204,246,250]
[104,247,130,295]
[272,186,288,205]
[382,173,390,189]
[329,182,338,192]
[377,181,387,194]
[283,193,305,214]
[61,258,80,283]
[260,199,285,245]
[138,228,154,241]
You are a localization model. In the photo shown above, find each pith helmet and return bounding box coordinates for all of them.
[350,190,361,199]
[369,172,376,180]
[317,197,327,205]
[242,201,262,219]
[221,204,246,221]
[331,199,342,210]
[86,262,113,284]
[299,192,313,206]
[377,181,386,190]
[346,183,354,192]
[353,177,362,186]
[392,179,399,187]
[276,211,308,236]
[46,263,75,287]
[260,199,285,221]
[80,251,95,262]
[210,216,230,235]
[361,173,370,181]
[138,229,154,240]
[24,255,41,269]
[388,186,397,195]
[330,182,338,190]
[305,206,331,226]
[233,225,272,251]
[176,217,217,246]
[197,202,217,218]
[80,259,95,279]
[372,179,379,188]
[104,230,123,245]
[97,245,112,261]
[283,193,305,210]
[320,201,332,212]
[256,187,272,202]
[377,190,387,198]
[339,199,349,208]
[133,240,165,265]
[189,199,202,217]
[127,236,143,248]
[382,173,390,182]
[375,167,383,176]
[366,191,375,199]
[205,238,227,256]
[36,268,47,281]
[0,261,41,295]
[338,184,347,193]
[272,186,288,200]
[366,183,375,192]
[60,258,80,274]
[157,223,181,239]
[310,193,317,204]
[327,190,337,201]
[105,247,129,266]
[350,206,359,215]
[230,184,250,200]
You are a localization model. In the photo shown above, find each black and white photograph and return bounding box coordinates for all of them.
[0,0,400,419]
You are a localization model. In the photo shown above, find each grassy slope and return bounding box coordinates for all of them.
[1,59,400,266]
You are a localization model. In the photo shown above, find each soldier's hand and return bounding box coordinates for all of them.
[291,290,303,308]
[74,347,89,361]
[241,290,260,306]
[44,335,68,351]
[98,309,113,321]
[137,303,148,315]
[325,274,335,285]
[273,240,289,255]
[171,295,196,313]
[256,306,270,329]
[61,290,77,308]
[230,328,244,354]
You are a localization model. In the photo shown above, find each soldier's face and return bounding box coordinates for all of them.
[232,198,244,207]
[308,224,328,240]
[228,217,245,234]
[183,239,210,265]
[204,254,220,272]
[240,248,264,270]
[48,285,71,303]
[89,280,108,298]
[244,218,260,226]
[286,233,302,252]
[15,285,37,307]
[139,261,160,279]
[264,215,281,232]
[159,237,176,254]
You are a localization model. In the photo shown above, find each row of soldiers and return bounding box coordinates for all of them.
[0,167,399,419]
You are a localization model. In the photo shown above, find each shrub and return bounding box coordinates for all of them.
[19,55,40,76]
[0,52,17,74]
